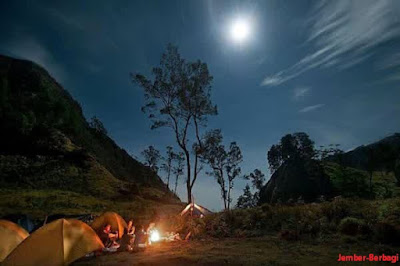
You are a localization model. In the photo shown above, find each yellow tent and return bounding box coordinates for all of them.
[0,220,29,262]
[3,219,104,266]
[91,212,127,239]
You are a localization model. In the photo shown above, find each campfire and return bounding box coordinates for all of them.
[149,229,160,243]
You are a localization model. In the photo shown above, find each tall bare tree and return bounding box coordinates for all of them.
[173,152,185,194]
[201,129,228,209]
[244,169,265,204]
[141,146,161,173]
[201,129,242,210]
[132,44,217,203]
[161,146,175,189]
[226,142,243,210]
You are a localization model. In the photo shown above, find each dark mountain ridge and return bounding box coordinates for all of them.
[0,54,178,206]
[327,133,400,174]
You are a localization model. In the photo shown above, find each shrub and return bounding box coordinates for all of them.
[374,222,400,245]
[339,217,365,236]
[279,230,299,241]
[321,198,353,223]
[206,213,230,238]
[180,198,400,243]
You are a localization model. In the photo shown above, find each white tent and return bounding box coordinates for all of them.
[180,202,212,217]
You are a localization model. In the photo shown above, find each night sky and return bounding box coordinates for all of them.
[1,0,400,210]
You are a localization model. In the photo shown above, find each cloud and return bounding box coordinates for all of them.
[299,103,325,113]
[261,0,400,86]
[293,86,310,101]
[1,37,66,82]
[45,7,85,31]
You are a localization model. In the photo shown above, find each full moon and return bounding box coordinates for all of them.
[230,19,251,43]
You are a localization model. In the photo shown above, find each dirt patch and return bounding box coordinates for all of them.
[73,236,398,265]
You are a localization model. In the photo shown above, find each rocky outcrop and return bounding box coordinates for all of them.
[259,159,332,204]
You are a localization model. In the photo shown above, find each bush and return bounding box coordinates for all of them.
[339,217,366,236]
[174,198,400,244]
[374,222,400,245]
[320,198,353,223]
[279,230,299,241]
[206,213,231,238]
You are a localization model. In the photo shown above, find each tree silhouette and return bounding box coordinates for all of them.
[366,147,378,199]
[236,185,256,209]
[201,129,228,209]
[161,146,175,189]
[201,129,243,210]
[226,142,243,210]
[141,146,161,173]
[89,116,108,136]
[316,144,342,160]
[267,132,316,173]
[132,44,217,203]
[243,169,265,205]
[173,152,185,194]
[245,169,265,191]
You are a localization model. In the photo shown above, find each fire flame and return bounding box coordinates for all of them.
[150,229,160,242]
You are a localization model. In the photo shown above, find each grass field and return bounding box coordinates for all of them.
[73,235,398,265]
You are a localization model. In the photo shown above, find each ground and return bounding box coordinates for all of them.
[73,236,397,265]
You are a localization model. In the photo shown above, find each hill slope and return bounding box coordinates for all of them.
[327,134,400,183]
[259,134,400,204]
[0,54,180,218]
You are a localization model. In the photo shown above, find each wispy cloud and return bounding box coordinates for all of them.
[45,7,85,31]
[1,37,66,82]
[299,103,325,113]
[261,0,400,87]
[293,86,310,101]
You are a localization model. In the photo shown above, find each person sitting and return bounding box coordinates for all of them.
[127,220,135,235]
[100,224,118,248]
[133,225,148,248]
[118,228,135,252]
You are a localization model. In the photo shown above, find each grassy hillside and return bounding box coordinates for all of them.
[0,54,181,219]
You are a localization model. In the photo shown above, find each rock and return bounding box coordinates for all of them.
[259,159,332,204]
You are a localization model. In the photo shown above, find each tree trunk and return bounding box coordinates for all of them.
[174,174,178,194]
[185,150,192,203]
[187,182,192,203]
[222,186,227,210]
[227,182,231,210]
[167,168,171,190]
[223,196,227,210]
[219,169,227,210]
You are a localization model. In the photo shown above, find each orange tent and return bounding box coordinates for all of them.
[91,212,127,239]
[0,220,29,262]
[3,219,104,266]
